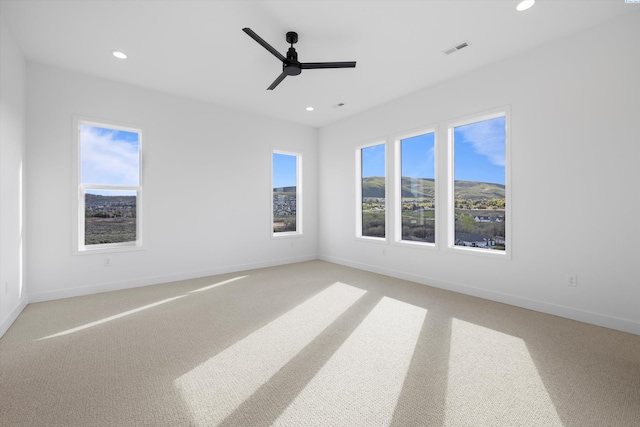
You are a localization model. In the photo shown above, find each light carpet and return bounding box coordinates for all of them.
[1,260,639,426]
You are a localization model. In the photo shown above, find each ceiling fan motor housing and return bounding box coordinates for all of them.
[284,46,302,75]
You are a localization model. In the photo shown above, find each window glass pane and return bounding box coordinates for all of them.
[273,153,297,233]
[400,132,435,243]
[78,122,141,249]
[361,144,385,238]
[80,125,140,186]
[453,116,506,251]
[85,189,137,245]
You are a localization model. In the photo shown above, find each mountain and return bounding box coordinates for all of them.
[454,180,505,200]
[400,177,435,198]
[85,193,136,207]
[273,186,296,193]
[362,177,504,199]
[361,177,386,197]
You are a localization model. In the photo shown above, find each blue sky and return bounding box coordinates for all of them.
[82,117,503,197]
[361,117,505,185]
[273,153,297,188]
[401,133,435,179]
[80,125,140,186]
[454,116,505,185]
[362,144,386,178]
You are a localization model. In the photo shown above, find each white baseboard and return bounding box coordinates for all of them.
[22,253,640,336]
[319,254,640,336]
[0,298,28,339]
[28,255,317,304]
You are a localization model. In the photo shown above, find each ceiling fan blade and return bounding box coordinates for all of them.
[267,72,287,90]
[242,28,286,63]
[301,61,357,69]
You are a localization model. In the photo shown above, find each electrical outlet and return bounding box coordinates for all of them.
[104,258,111,267]
[566,274,577,287]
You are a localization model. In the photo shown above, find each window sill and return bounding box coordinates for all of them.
[74,243,145,256]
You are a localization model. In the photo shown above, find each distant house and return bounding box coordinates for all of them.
[455,232,489,247]
[473,215,505,223]
[454,233,505,248]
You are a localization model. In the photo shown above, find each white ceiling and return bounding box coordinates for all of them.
[0,0,633,128]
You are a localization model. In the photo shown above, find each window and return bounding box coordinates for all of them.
[396,131,436,244]
[449,111,508,253]
[358,143,386,239]
[75,119,142,252]
[272,151,301,235]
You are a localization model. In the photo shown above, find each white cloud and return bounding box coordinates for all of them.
[81,126,140,186]
[456,118,505,167]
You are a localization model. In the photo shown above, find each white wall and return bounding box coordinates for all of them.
[26,63,318,302]
[319,13,640,335]
[0,15,28,336]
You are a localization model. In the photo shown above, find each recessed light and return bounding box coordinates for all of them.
[112,51,127,59]
[306,106,314,112]
[516,0,535,11]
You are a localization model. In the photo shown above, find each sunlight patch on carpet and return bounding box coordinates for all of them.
[444,318,562,426]
[37,275,249,341]
[272,297,426,426]
[37,295,187,340]
[188,275,248,293]
[174,282,366,426]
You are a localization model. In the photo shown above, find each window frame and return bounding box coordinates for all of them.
[445,107,511,259]
[355,140,388,242]
[271,149,302,238]
[72,116,144,255]
[393,127,438,249]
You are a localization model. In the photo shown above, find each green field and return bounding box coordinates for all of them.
[85,217,136,245]
[401,208,435,242]
[362,211,385,237]
[273,216,296,232]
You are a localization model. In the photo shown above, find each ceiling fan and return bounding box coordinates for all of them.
[242,28,356,90]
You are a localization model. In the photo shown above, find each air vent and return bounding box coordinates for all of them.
[442,40,471,55]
